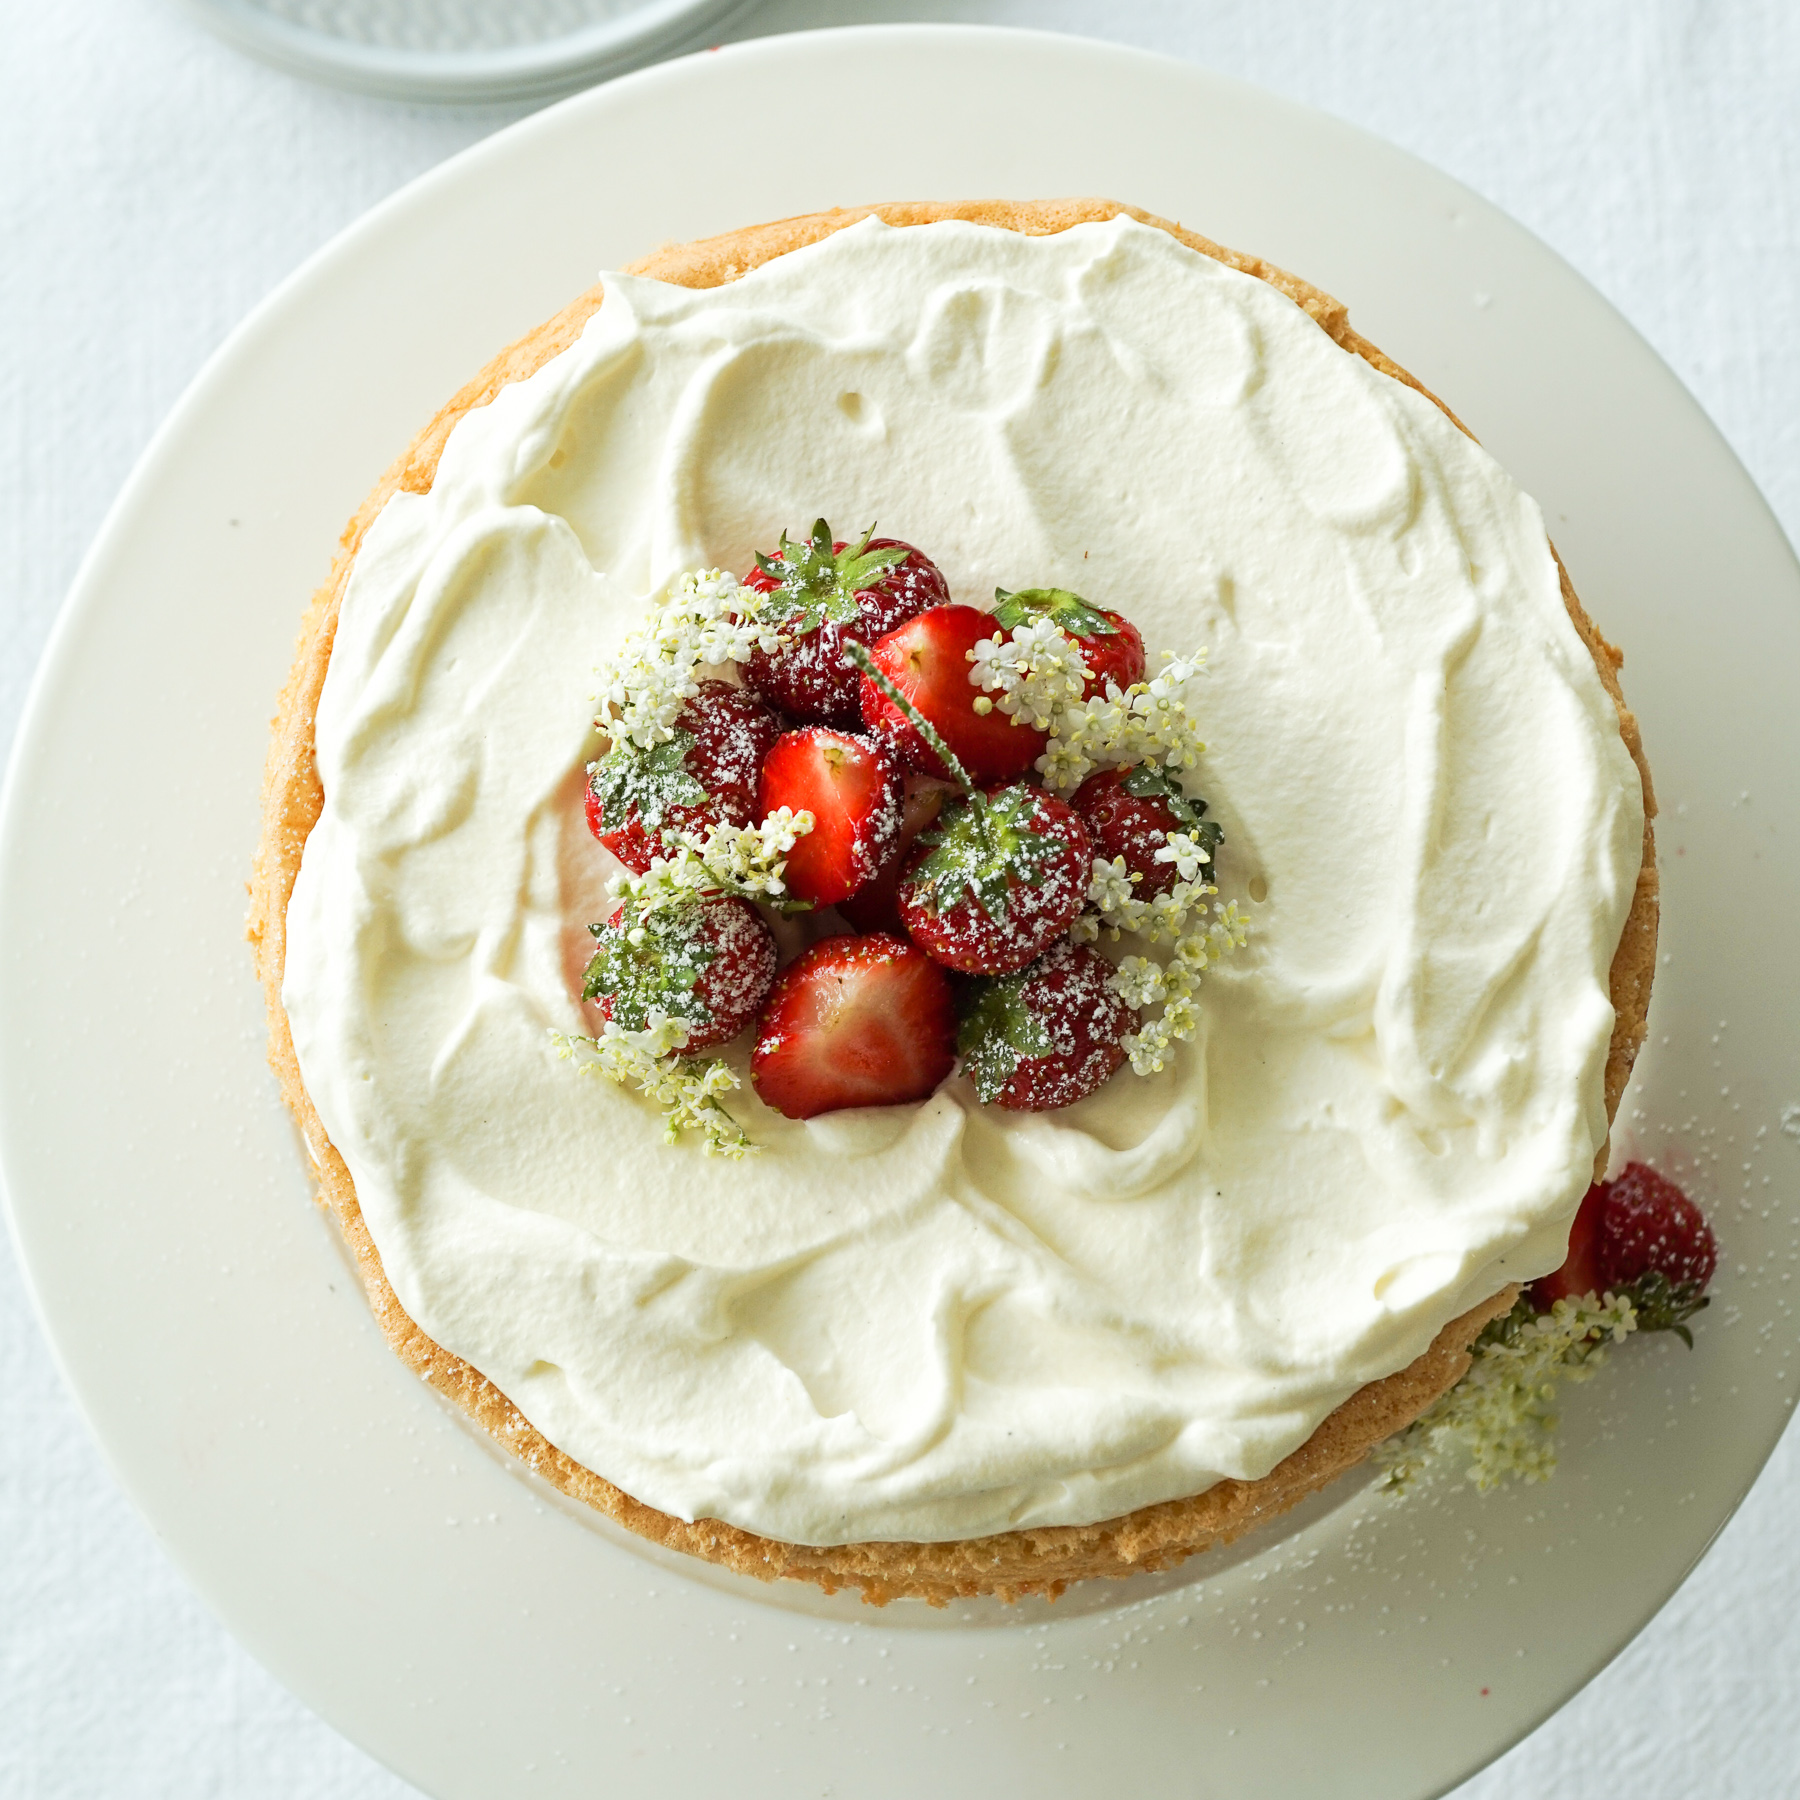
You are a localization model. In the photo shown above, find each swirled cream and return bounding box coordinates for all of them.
[284,216,1644,1545]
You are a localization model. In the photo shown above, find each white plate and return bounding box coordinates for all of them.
[3,25,1797,1800]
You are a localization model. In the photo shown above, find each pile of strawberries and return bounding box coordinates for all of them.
[582,522,1206,1121]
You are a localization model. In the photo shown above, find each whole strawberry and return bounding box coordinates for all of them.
[958,940,1135,1110]
[1598,1162,1718,1338]
[992,586,1145,698]
[742,521,948,726]
[750,931,958,1119]
[756,727,903,908]
[896,786,1091,975]
[859,605,1047,784]
[1530,1162,1717,1344]
[1072,765,1223,902]
[587,679,782,873]
[583,895,777,1054]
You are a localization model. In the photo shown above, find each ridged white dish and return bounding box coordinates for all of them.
[3,26,1797,1800]
[176,0,747,101]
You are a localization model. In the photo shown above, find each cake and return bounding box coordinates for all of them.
[248,199,1657,1605]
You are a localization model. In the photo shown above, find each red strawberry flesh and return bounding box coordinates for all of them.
[1598,1162,1719,1294]
[1528,1179,1607,1309]
[751,932,957,1119]
[756,728,902,908]
[838,776,949,933]
[860,605,1047,784]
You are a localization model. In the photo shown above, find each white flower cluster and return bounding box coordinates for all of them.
[1035,652,1210,789]
[965,613,1210,794]
[597,569,785,749]
[1376,1291,1640,1494]
[972,616,1248,1079]
[966,617,1094,731]
[551,1017,753,1157]
[610,808,814,914]
[1095,881,1250,1076]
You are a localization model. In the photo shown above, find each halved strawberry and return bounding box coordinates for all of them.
[838,775,949,933]
[742,522,948,726]
[859,605,1047,784]
[896,786,1091,975]
[1528,1180,1607,1310]
[958,940,1135,1111]
[583,895,776,1054]
[1072,765,1222,902]
[992,587,1145,699]
[750,932,957,1119]
[756,728,903,908]
[587,679,782,872]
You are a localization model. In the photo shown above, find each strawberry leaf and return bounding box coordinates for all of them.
[909,786,1060,921]
[1119,761,1225,851]
[992,586,1118,640]
[589,728,706,831]
[956,967,1053,1102]
[754,519,907,633]
[1620,1269,1710,1347]
[582,901,717,1031]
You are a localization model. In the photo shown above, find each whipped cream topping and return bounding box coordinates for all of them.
[283,216,1644,1546]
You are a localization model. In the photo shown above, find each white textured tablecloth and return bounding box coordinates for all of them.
[3,1,1797,1793]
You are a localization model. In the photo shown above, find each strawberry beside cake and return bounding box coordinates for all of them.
[249,200,1660,1602]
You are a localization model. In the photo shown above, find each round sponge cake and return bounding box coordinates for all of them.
[248,198,1658,1605]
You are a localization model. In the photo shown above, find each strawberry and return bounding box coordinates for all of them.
[756,728,903,908]
[1072,765,1223,902]
[587,679,782,873]
[1598,1162,1718,1340]
[838,775,949,933]
[859,605,1047,784]
[750,932,958,1119]
[992,587,1145,699]
[742,521,948,725]
[583,895,776,1054]
[1529,1162,1717,1344]
[958,940,1135,1110]
[896,786,1091,975]
[1528,1180,1607,1310]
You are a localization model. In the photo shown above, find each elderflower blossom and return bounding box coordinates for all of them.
[1155,831,1213,883]
[1100,892,1252,1075]
[1086,856,1138,915]
[611,809,814,914]
[1110,955,1167,1010]
[596,569,785,750]
[551,1017,754,1156]
[1035,649,1212,791]
[1376,1292,1640,1493]
[967,616,1094,729]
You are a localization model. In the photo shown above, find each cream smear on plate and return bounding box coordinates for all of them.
[282,215,1643,1545]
